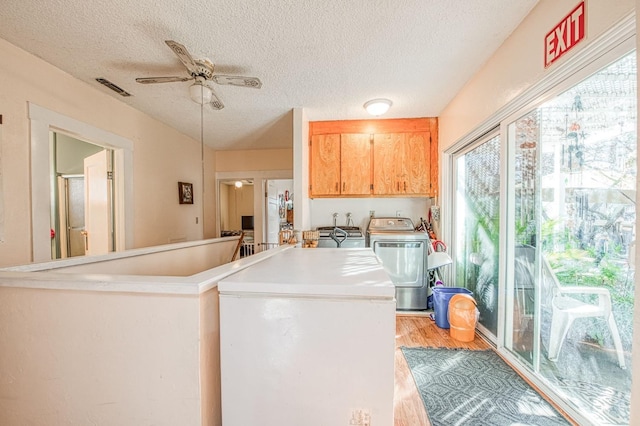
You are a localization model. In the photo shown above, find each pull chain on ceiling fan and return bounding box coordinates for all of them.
[200,90,205,215]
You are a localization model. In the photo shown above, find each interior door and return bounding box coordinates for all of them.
[58,175,87,258]
[265,180,279,245]
[84,150,111,256]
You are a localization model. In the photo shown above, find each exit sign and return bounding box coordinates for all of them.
[544,1,586,68]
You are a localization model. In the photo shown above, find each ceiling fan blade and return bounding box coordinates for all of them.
[165,40,198,75]
[135,76,192,84]
[212,75,262,89]
[209,90,225,110]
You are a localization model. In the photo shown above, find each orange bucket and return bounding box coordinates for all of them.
[448,294,478,342]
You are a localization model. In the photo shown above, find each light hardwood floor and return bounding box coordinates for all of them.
[393,314,491,426]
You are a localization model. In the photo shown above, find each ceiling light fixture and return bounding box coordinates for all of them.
[235,181,243,188]
[189,79,213,105]
[364,98,392,116]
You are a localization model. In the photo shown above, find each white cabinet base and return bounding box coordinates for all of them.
[220,294,395,425]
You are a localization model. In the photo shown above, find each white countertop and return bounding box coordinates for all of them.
[218,248,395,298]
[0,241,294,295]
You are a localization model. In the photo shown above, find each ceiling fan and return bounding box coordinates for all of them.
[135,40,262,110]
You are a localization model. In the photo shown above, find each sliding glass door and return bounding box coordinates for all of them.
[453,133,501,340]
[504,51,636,424]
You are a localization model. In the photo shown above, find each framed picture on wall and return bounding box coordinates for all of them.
[178,182,193,204]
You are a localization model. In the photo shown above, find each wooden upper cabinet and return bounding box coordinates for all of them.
[373,133,403,194]
[310,134,341,196]
[405,132,430,195]
[309,118,438,198]
[341,134,371,195]
[373,132,431,195]
[309,133,371,197]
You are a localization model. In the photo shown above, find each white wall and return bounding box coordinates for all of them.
[55,133,104,175]
[274,179,293,197]
[439,0,635,151]
[0,37,216,267]
[0,286,204,425]
[310,198,432,231]
[293,108,311,231]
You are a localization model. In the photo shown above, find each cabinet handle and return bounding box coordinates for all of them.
[335,182,339,192]
[342,182,345,192]
[396,182,399,191]
[404,181,407,191]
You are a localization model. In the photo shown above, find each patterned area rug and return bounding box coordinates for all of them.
[401,347,570,426]
[551,376,629,425]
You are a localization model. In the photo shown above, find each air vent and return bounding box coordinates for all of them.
[96,78,131,97]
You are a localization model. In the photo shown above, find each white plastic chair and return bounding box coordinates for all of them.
[541,256,625,369]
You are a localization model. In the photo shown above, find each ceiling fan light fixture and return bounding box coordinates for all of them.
[364,98,392,116]
[189,81,212,104]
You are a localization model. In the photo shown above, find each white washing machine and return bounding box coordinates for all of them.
[316,226,366,248]
[367,217,431,310]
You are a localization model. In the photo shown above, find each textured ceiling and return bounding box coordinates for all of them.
[0,0,538,150]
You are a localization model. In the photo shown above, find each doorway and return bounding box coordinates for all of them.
[219,179,255,256]
[51,132,114,259]
[265,179,293,247]
[29,103,133,262]
[217,177,293,255]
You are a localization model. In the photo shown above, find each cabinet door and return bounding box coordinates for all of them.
[373,133,405,194]
[404,132,431,195]
[373,132,431,195]
[341,133,371,195]
[310,134,341,196]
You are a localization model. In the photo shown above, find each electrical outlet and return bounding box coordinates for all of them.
[431,205,441,221]
[396,210,402,217]
[362,410,370,426]
[349,409,371,426]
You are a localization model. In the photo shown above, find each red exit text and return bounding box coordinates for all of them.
[544,2,585,68]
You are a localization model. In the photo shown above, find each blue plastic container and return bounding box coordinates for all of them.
[432,287,473,329]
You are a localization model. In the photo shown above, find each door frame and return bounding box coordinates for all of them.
[215,170,293,248]
[29,103,133,263]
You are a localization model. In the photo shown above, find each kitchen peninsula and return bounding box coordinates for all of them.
[219,248,396,425]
